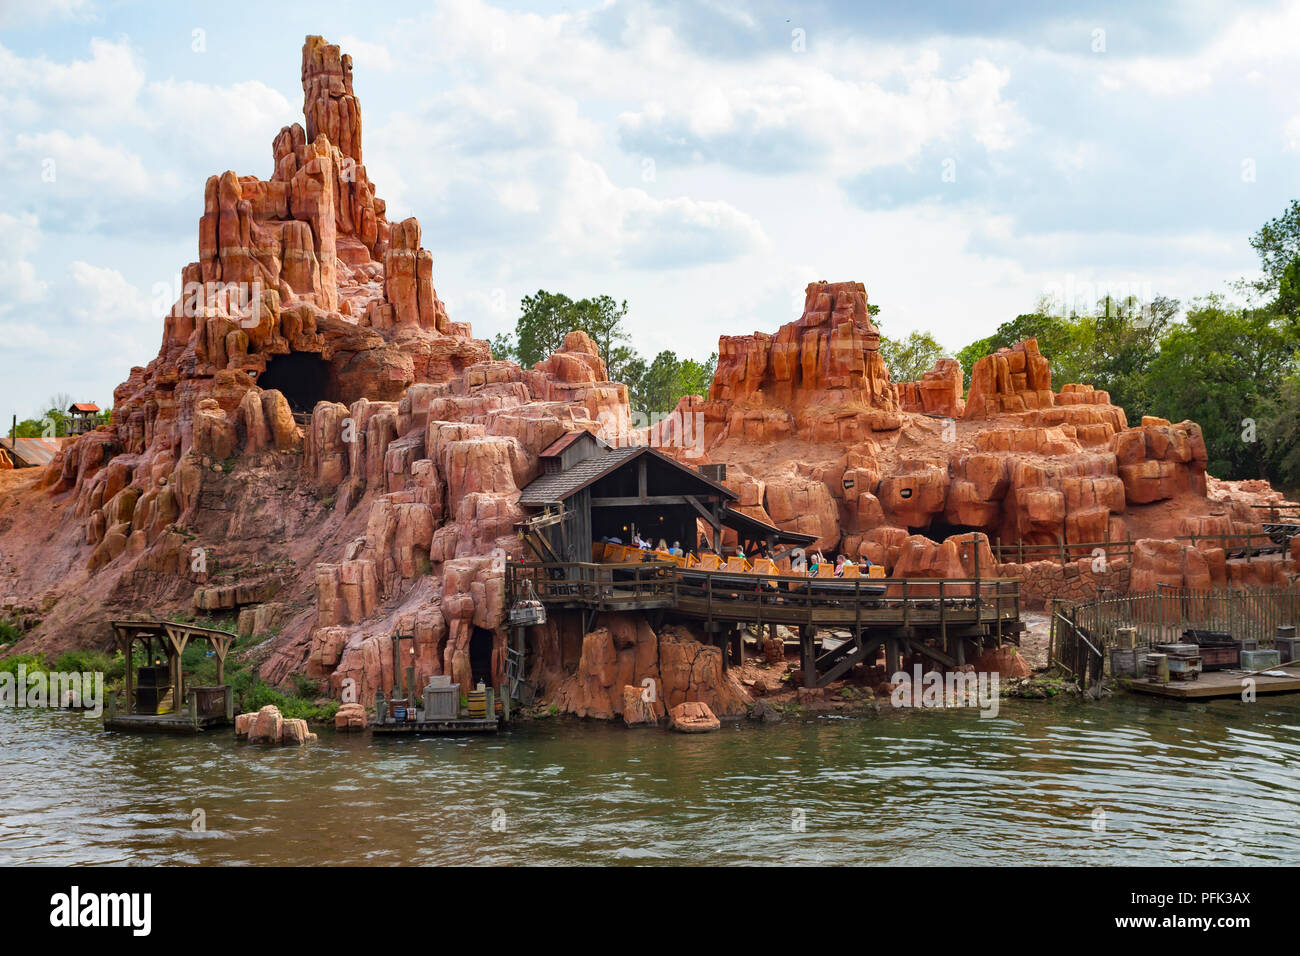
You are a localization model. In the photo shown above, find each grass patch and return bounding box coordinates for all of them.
[242,681,338,722]
[0,618,22,647]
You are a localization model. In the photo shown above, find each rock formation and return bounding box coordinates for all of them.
[235,704,317,744]
[0,34,1295,725]
[665,305,1294,605]
[0,36,690,720]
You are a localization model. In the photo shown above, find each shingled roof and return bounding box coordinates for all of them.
[517,444,737,507]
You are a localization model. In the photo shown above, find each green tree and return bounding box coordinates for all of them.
[491,290,637,379]
[1085,294,1179,421]
[627,351,717,415]
[1260,374,1300,491]
[572,295,636,382]
[1147,296,1298,478]
[878,331,947,382]
[1248,199,1300,294]
[955,307,1091,389]
[493,290,581,368]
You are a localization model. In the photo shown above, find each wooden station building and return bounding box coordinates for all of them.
[507,431,1024,691]
[516,431,816,563]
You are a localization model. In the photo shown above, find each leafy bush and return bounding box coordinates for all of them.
[0,619,21,646]
[0,653,45,675]
[243,681,338,722]
[51,650,122,680]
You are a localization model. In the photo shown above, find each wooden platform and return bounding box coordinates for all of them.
[103,712,231,734]
[507,559,1022,689]
[1127,666,1300,700]
[371,717,500,735]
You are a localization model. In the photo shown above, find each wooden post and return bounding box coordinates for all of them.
[800,625,816,688]
[940,579,947,650]
[123,630,134,715]
[214,636,228,685]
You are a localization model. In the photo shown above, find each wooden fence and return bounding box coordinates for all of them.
[992,530,1287,568]
[1054,582,1300,653]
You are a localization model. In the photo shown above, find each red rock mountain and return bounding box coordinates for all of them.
[0,36,1294,719]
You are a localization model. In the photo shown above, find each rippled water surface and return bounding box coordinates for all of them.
[3,696,1300,865]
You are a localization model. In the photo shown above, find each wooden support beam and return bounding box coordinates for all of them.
[816,635,884,687]
[592,495,698,507]
[885,638,900,676]
[906,637,958,669]
[800,625,816,688]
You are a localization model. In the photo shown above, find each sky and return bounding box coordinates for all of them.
[2,0,1299,421]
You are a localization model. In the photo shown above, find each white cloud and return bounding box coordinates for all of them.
[0,0,96,28]
[338,35,394,73]
[0,38,144,125]
[62,261,151,327]
[0,212,48,309]
[1097,0,1300,96]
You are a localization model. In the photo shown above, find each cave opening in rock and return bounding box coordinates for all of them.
[916,519,986,543]
[470,626,495,688]
[257,351,334,414]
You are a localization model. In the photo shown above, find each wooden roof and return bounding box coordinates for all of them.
[0,436,67,467]
[721,506,818,546]
[539,429,609,458]
[518,444,738,507]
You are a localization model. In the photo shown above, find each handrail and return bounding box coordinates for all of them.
[506,559,1021,623]
[508,559,1019,589]
[993,529,1289,567]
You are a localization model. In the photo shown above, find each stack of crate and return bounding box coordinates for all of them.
[1155,643,1202,681]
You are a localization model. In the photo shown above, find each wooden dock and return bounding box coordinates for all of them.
[103,712,231,734]
[371,717,500,735]
[1127,666,1300,700]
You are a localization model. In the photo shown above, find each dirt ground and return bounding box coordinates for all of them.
[1019,611,1051,670]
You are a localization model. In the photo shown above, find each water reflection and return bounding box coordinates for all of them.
[2,695,1298,865]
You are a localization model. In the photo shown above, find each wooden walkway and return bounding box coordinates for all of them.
[506,560,1022,688]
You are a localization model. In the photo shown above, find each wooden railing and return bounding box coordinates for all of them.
[992,529,1289,568]
[506,559,1021,631]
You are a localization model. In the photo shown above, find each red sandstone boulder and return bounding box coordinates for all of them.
[973,646,1032,679]
[622,685,660,726]
[898,358,965,418]
[965,339,1054,418]
[668,701,721,733]
[334,701,367,731]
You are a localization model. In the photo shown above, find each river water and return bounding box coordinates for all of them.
[3,695,1299,866]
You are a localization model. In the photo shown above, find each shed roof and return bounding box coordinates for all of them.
[0,436,67,468]
[518,444,738,507]
[69,402,100,413]
[539,429,609,459]
[720,506,818,546]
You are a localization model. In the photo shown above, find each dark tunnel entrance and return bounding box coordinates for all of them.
[257,351,333,414]
[469,627,495,688]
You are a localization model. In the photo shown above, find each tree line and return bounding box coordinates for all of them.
[490,290,716,421]
[8,393,111,439]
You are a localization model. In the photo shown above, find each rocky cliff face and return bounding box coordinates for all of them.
[666,300,1294,601]
[0,36,729,718]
